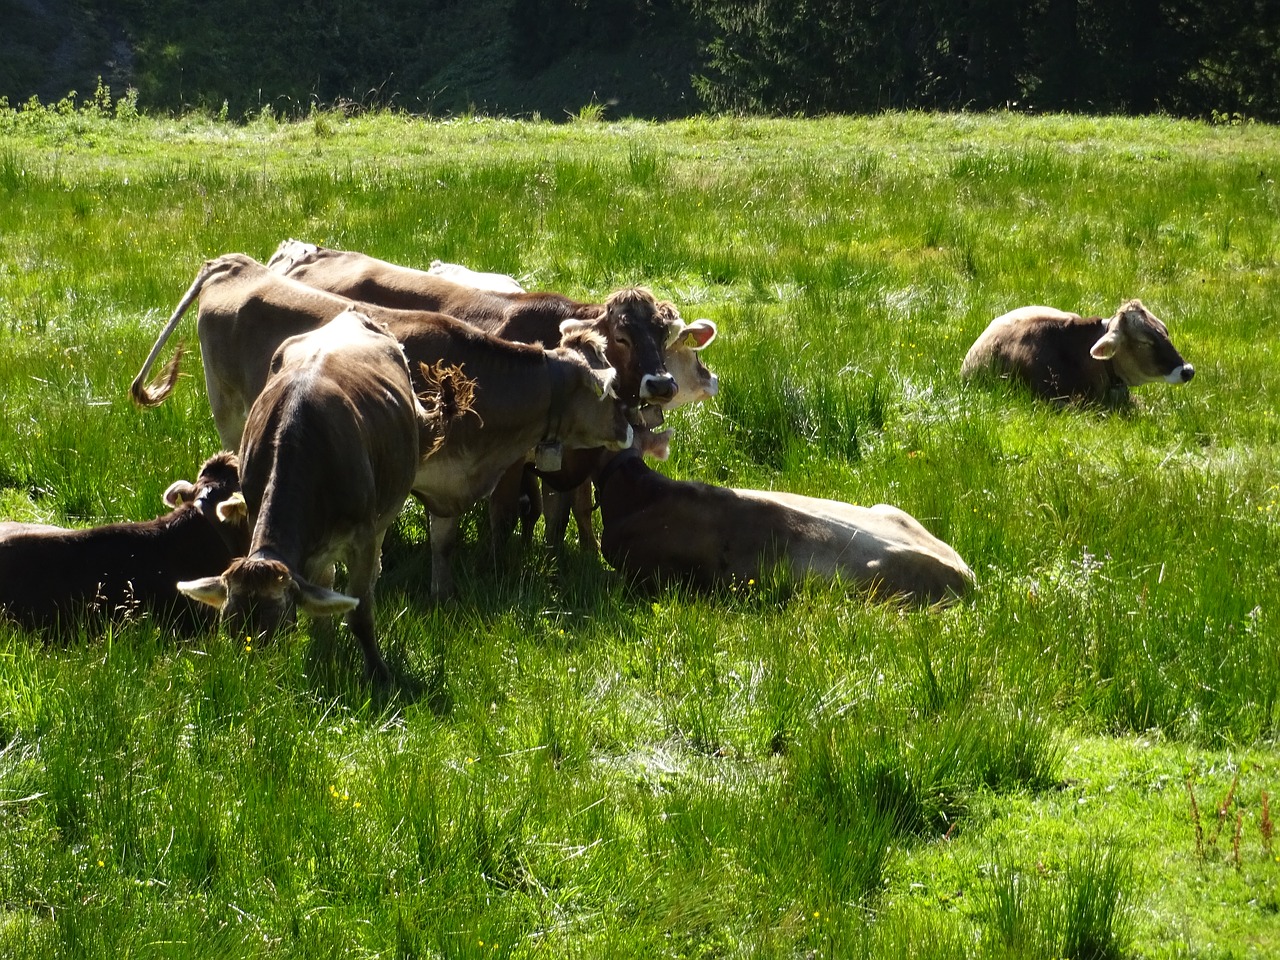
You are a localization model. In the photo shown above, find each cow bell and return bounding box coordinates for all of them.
[535,441,563,472]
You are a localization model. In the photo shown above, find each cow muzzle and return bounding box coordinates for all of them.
[1165,363,1195,384]
[639,373,678,403]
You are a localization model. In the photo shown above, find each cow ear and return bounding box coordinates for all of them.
[292,577,360,617]
[681,319,717,350]
[163,479,197,508]
[639,427,672,461]
[178,576,229,610]
[216,492,248,526]
[1089,330,1121,360]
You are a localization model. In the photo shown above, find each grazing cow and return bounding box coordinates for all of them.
[961,299,1195,404]
[427,259,524,293]
[593,449,974,604]
[178,310,433,682]
[266,239,680,408]
[131,256,634,599]
[0,452,247,633]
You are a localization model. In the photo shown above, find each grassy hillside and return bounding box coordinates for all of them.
[0,106,1278,957]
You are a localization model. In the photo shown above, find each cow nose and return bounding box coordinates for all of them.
[1181,364,1195,382]
[640,373,678,402]
[1167,363,1194,384]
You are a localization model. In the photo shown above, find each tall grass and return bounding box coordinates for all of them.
[0,106,1278,955]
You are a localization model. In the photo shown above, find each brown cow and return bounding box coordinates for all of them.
[393,312,633,596]
[132,255,633,598]
[0,452,247,633]
[540,310,720,552]
[178,310,433,682]
[266,240,680,409]
[961,299,1194,404]
[132,253,349,449]
[593,448,974,604]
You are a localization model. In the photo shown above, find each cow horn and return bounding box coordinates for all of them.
[178,576,229,610]
[163,479,197,508]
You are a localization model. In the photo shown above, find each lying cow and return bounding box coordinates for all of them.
[593,448,974,604]
[266,239,680,409]
[0,452,247,633]
[961,299,1195,404]
[179,310,435,682]
[131,255,633,597]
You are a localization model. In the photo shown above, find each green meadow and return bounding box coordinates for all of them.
[0,102,1278,958]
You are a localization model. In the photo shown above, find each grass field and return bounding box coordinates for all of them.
[0,101,1278,958]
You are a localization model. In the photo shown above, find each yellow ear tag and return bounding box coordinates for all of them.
[685,335,697,347]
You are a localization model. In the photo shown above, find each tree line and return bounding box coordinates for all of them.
[687,0,1279,119]
[4,0,1277,121]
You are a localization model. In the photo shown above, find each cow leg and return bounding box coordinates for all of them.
[488,460,525,549]
[204,373,248,451]
[428,513,459,599]
[542,487,572,550]
[570,482,598,554]
[518,464,542,547]
[342,533,391,685]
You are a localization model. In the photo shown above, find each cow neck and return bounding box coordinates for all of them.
[246,545,293,569]
[595,447,641,494]
[542,356,571,446]
[1094,320,1129,402]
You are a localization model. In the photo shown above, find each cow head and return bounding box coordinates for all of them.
[178,555,358,644]
[553,321,634,451]
[658,308,719,411]
[1089,300,1195,388]
[162,451,251,556]
[590,287,679,407]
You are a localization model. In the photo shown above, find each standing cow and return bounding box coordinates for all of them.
[267,240,679,411]
[539,308,719,553]
[961,299,1194,404]
[131,255,633,597]
[266,243,721,550]
[178,310,436,682]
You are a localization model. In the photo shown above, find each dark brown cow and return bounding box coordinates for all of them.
[131,256,633,599]
[178,310,432,682]
[0,452,247,633]
[961,299,1195,404]
[593,449,974,604]
[267,240,679,408]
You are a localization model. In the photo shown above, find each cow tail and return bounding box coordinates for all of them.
[130,259,220,407]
